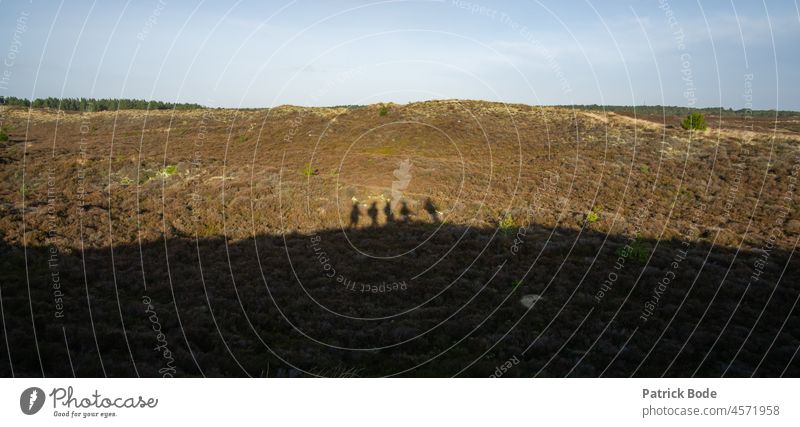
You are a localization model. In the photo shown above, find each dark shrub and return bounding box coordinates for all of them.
[681,112,707,130]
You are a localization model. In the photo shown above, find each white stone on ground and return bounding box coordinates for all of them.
[520,294,543,309]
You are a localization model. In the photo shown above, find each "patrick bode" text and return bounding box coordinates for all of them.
[50,387,159,409]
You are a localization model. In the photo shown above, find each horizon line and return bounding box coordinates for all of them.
[1,96,798,114]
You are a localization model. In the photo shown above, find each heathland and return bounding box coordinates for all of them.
[0,100,798,377]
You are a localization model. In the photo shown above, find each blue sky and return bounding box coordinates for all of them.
[0,0,798,109]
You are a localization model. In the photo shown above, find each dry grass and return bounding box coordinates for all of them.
[1,100,799,377]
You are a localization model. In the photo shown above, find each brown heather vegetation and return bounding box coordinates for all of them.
[0,100,798,377]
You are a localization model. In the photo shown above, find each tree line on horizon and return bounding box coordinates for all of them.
[0,96,204,112]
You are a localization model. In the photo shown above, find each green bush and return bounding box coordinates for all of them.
[586,205,602,224]
[379,105,389,116]
[680,112,707,130]
[301,163,316,177]
[616,234,649,264]
[158,165,178,178]
[498,213,515,233]
[0,126,8,142]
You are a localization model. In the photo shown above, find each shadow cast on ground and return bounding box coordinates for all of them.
[0,219,798,377]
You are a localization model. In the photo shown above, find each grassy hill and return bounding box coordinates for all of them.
[0,100,798,376]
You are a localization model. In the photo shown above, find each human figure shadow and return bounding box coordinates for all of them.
[424,198,439,223]
[399,201,411,223]
[367,202,379,227]
[383,202,394,223]
[349,202,360,227]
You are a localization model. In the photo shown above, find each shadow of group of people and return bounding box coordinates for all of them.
[350,198,439,227]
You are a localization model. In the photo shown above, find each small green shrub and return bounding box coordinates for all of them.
[639,165,650,173]
[586,205,602,224]
[499,213,515,233]
[0,126,8,142]
[616,234,649,264]
[680,112,707,130]
[301,163,316,177]
[237,134,248,144]
[379,105,389,116]
[158,165,178,178]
